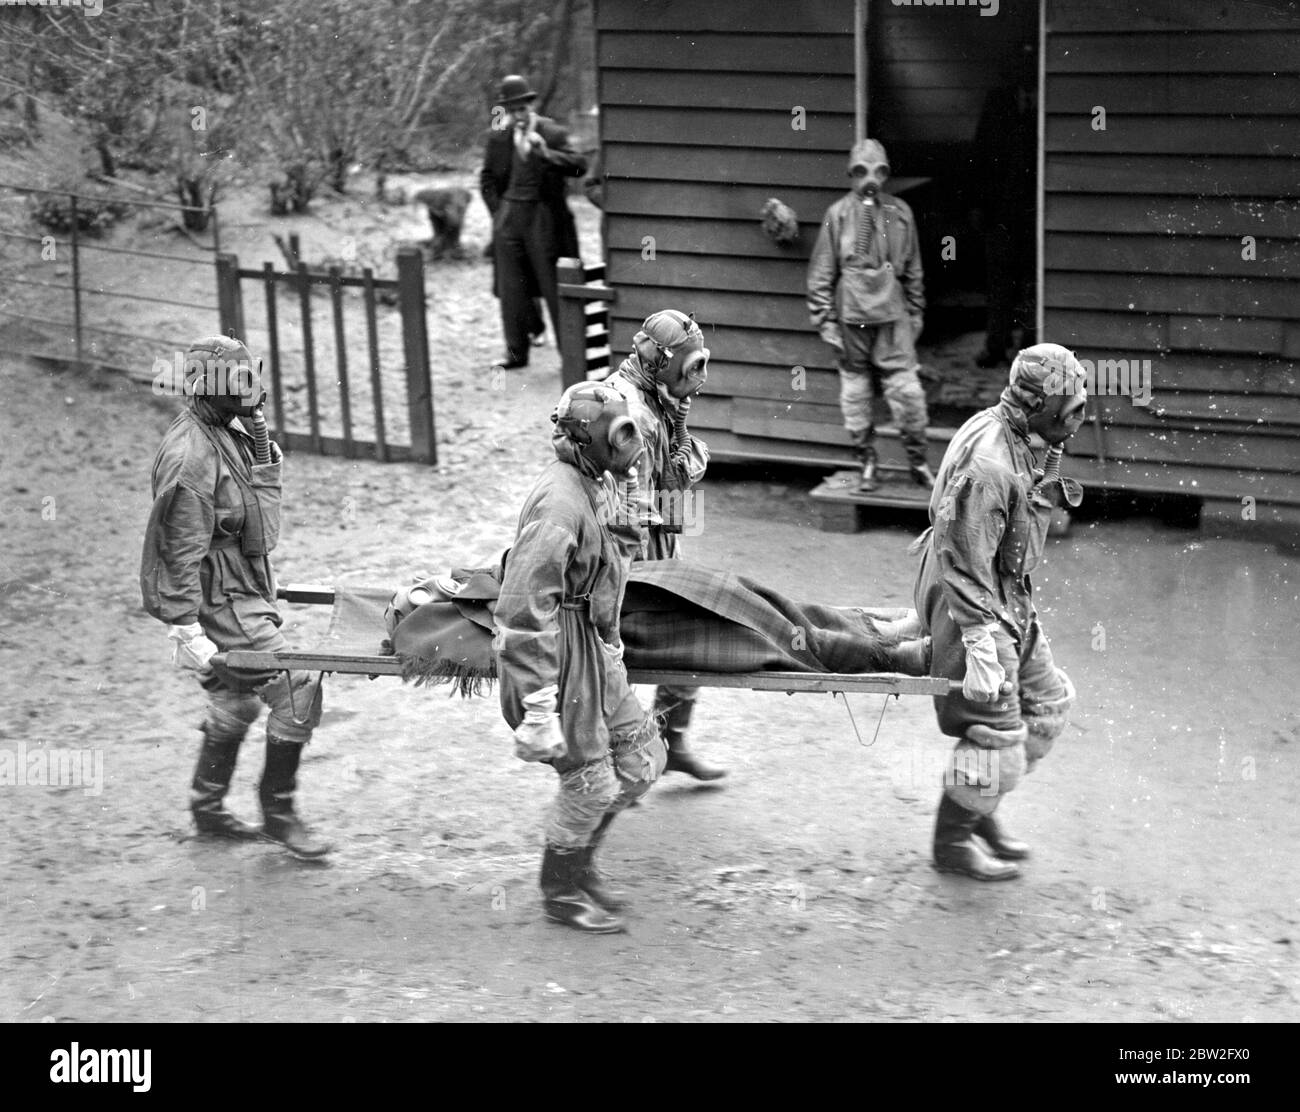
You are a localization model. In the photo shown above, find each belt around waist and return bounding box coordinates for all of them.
[210,534,243,549]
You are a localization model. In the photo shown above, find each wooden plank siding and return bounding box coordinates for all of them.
[1044,0,1300,505]
[594,0,858,465]
[594,0,1300,507]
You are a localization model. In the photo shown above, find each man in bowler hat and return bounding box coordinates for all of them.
[479,74,588,369]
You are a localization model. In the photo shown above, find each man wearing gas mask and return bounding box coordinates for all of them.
[602,309,726,781]
[808,139,935,492]
[479,74,587,370]
[912,343,1085,881]
[494,382,667,933]
[141,335,331,860]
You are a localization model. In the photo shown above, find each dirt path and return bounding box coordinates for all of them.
[2,178,1298,1023]
[3,352,1298,1023]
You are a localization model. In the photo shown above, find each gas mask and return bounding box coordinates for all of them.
[552,383,644,478]
[184,335,267,417]
[848,138,890,199]
[636,309,709,400]
[658,341,709,400]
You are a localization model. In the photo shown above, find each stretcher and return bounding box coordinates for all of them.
[213,585,960,699]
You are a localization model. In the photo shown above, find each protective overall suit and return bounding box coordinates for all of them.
[494,382,667,933]
[140,336,330,859]
[913,343,1086,880]
[600,309,725,781]
[807,139,934,491]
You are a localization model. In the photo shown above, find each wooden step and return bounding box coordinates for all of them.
[809,468,932,532]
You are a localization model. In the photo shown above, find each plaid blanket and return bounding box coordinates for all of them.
[378,561,922,689]
[620,562,909,673]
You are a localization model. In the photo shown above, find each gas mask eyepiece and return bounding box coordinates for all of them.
[679,347,709,389]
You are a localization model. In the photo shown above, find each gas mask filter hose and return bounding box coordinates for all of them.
[251,405,272,465]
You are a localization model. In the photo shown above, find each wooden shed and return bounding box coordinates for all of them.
[589,0,1300,524]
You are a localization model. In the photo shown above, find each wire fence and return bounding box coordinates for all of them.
[0,181,221,376]
[2,179,435,464]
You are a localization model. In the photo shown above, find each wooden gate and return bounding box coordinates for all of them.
[216,245,435,464]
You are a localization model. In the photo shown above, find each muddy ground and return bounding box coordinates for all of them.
[1,174,1298,1025]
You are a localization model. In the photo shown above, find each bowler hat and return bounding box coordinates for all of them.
[497,75,538,107]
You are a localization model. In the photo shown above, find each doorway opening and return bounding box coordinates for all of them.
[866,0,1040,425]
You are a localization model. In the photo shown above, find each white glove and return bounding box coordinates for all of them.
[167,622,218,672]
[960,624,1008,703]
[819,320,845,352]
[514,684,566,763]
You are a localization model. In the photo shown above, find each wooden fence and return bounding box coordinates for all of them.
[215,246,435,464]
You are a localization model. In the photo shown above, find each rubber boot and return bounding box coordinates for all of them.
[933,793,1020,881]
[575,812,627,912]
[974,811,1030,860]
[656,689,727,781]
[540,844,625,933]
[847,427,878,492]
[190,726,260,840]
[258,741,333,860]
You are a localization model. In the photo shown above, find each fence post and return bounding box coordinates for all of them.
[68,193,83,368]
[556,257,587,389]
[397,246,436,465]
[262,261,285,445]
[215,253,245,339]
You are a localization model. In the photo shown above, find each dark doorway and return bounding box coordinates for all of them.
[866,0,1039,425]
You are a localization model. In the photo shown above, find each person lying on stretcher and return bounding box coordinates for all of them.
[382,557,931,691]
